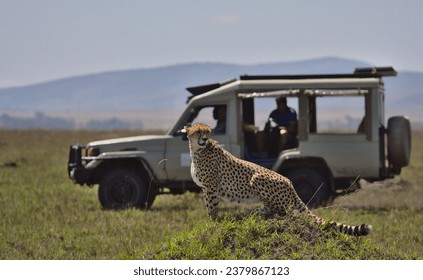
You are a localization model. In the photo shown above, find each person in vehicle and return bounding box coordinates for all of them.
[257,97,298,157]
[268,96,298,150]
[212,105,226,134]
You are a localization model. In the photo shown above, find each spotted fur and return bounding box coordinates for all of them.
[186,123,372,236]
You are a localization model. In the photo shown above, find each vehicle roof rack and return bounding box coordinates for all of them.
[353,66,397,76]
[240,66,397,80]
[186,78,236,96]
[185,67,397,100]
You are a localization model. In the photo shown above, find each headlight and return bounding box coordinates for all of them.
[86,147,100,157]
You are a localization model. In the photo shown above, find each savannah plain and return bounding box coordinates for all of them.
[0,129,422,259]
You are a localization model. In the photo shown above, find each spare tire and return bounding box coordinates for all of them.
[387,116,411,173]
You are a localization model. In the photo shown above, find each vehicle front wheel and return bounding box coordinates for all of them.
[284,167,332,208]
[98,169,155,210]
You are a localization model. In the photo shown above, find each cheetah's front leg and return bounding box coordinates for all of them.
[203,187,220,220]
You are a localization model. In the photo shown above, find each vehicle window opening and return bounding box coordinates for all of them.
[242,96,299,165]
[186,105,227,135]
[312,95,365,134]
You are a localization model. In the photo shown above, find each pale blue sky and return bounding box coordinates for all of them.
[1,0,422,87]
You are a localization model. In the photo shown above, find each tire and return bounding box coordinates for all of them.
[98,169,155,210]
[387,116,411,173]
[284,167,332,208]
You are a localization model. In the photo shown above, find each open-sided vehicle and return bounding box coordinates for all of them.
[68,66,411,209]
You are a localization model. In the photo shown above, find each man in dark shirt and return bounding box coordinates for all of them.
[257,97,298,157]
[268,96,298,150]
[269,96,297,129]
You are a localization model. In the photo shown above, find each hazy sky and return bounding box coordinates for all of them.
[1,0,423,88]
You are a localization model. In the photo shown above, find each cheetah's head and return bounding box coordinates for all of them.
[185,123,212,152]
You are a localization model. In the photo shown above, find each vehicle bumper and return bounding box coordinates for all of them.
[68,144,90,185]
[68,144,148,185]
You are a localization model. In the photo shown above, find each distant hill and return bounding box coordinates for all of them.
[0,57,422,129]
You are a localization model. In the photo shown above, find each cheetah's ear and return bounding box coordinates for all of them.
[183,125,190,133]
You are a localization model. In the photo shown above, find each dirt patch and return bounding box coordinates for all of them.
[331,177,422,210]
[0,157,28,168]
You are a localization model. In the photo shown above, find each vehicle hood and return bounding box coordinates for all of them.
[87,135,172,153]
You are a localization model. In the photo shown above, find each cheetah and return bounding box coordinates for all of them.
[186,123,373,236]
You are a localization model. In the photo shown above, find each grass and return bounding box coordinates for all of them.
[144,213,404,260]
[0,129,422,259]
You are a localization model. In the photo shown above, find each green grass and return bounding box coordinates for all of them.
[144,213,404,260]
[0,129,422,259]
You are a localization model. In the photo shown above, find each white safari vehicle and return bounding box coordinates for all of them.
[68,66,411,209]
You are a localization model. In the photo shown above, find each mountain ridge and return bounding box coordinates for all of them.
[1,57,422,129]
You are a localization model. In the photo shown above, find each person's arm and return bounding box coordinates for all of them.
[287,119,298,135]
[287,110,298,135]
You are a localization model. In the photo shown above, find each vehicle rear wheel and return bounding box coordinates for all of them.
[284,167,332,208]
[98,169,155,210]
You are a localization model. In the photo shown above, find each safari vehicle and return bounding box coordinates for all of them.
[68,66,411,209]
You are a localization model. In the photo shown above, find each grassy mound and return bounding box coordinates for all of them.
[142,212,403,260]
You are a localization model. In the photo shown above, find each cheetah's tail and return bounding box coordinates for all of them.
[307,210,373,236]
[327,221,373,236]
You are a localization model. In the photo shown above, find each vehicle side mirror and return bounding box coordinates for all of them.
[180,128,188,141]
